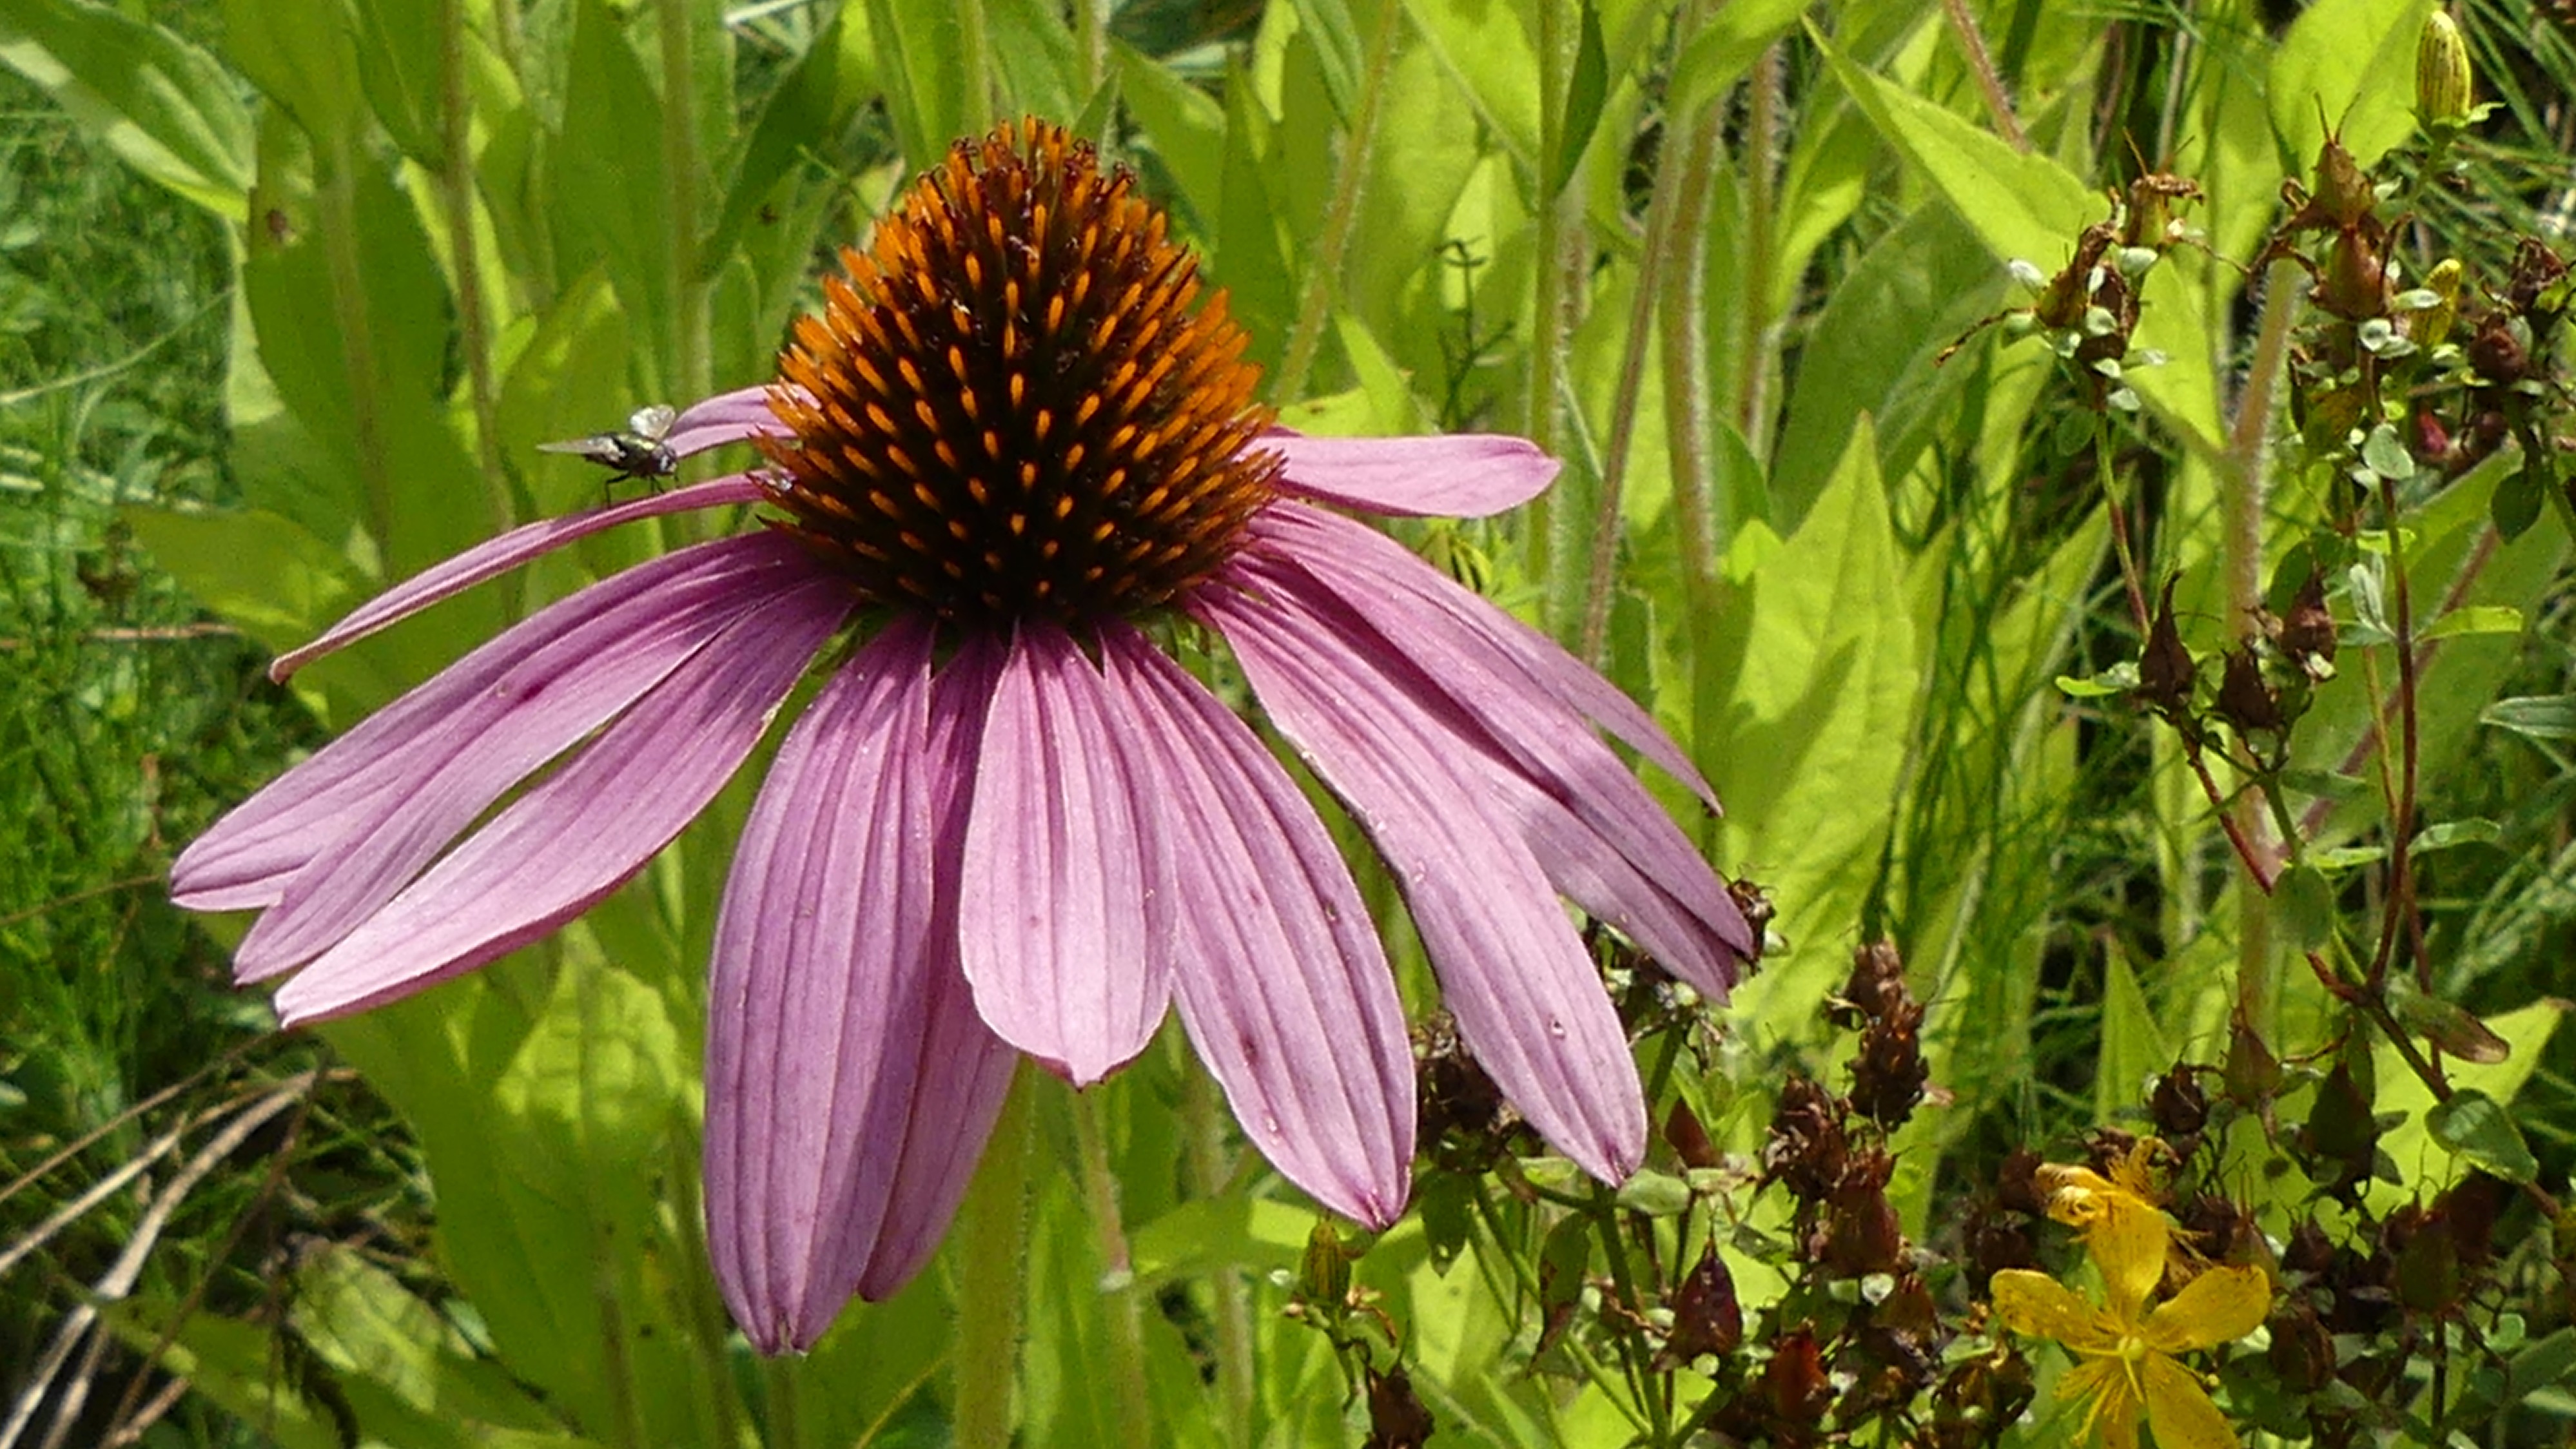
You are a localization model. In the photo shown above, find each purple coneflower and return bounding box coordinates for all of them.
[172,121,1752,1352]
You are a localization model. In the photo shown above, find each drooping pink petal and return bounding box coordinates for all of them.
[268,571,853,1024]
[269,475,768,680]
[1198,578,1646,1184]
[857,636,1019,1298]
[664,384,803,459]
[957,623,1172,1085]
[172,536,808,915]
[1245,532,1749,997]
[1249,503,1717,808]
[1264,433,1559,518]
[229,537,824,979]
[705,618,948,1352]
[1098,622,1413,1226]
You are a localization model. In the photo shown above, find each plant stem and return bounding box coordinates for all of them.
[1524,0,1579,608]
[1938,0,2027,151]
[2223,258,2300,1036]
[1181,1063,1254,1446]
[654,0,710,409]
[441,0,516,540]
[959,0,996,129]
[1274,0,1406,404]
[1732,40,1782,451]
[1659,48,1728,684]
[1072,1086,1154,1448]
[952,1066,1034,1449]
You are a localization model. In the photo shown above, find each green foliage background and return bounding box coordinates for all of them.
[3,0,2573,1443]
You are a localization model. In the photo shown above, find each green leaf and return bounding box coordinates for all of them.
[2361,422,2417,480]
[1613,1169,1692,1217]
[1813,23,2098,275]
[2482,694,2576,741]
[121,506,365,653]
[2425,1088,2538,1184]
[2269,0,2436,174]
[2423,605,2524,639]
[865,0,972,168]
[220,0,366,144]
[1666,0,1808,125]
[0,0,254,213]
[2388,986,2513,1065]
[351,0,444,165]
[2096,944,2169,1125]
[707,3,876,266]
[2414,818,2502,853]
[2055,664,2142,698]
[2371,1000,2561,1209]
[1114,39,1226,229]
[1547,1,1607,199]
[2274,862,2337,952]
[2493,453,2545,540]
[1701,415,1921,1021]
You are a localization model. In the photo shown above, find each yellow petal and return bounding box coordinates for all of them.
[2145,1264,2272,1353]
[2085,1194,2171,1325]
[1991,1269,2118,1350]
[2142,1352,2241,1449]
[2077,1361,2145,1449]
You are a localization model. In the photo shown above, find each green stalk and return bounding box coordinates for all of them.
[1730,40,1781,451]
[952,1066,1034,1449]
[1075,0,1107,97]
[1658,37,1728,706]
[1072,1086,1154,1447]
[441,0,516,540]
[959,0,996,130]
[654,0,710,407]
[1181,1063,1254,1446]
[1274,0,1407,405]
[1523,0,1578,605]
[2225,260,2301,1038]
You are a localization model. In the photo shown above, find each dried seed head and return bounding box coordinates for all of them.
[763,119,1279,625]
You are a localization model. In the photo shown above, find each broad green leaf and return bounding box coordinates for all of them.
[221,0,366,144]
[2370,1000,2561,1209]
[121,505,365,654]
[707,1,877,266]
[1701,416,1921,1018]
[2414,818,2503,852]
[1114,39,1226,231]
[1813,23,2097,277]
[351,0,444,165]
[2425,1088,2538,1184]
[2275,862,2337,952]
[1397,0,1540,181]
[0,0,253,214]
[1666,0,1809,125]
[2268,0,2435,174]
[989,0,1084,123]
[866,0,973,167]
[1129,1196,1316,1285]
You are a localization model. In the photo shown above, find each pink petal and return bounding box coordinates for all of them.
[269,475,767,680]
[1198,578,1646,1184]
[1264,433,1559,518]
[1099,623,1413,1226]
[857,639,1019,1296]
[705,619,950,1351]
[228,538,820,978]
[1249,503,1716,807]
[956,624,1172,1085]
[173,536,803,915]
[268,570,852,1023]
[1246,527,1748,997]
[664,384,801,459]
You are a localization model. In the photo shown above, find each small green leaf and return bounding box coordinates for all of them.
[2390,988,2513,1065]
[2414,819,2501,853]
[1614,1170,1693,1218]
[2275,862,2337,952]
[1547,0,1606,199]
[2425,1088,2537,1183]
[2494,453,2544,540]
[2361,422,2418,480]
[2054,663,2141,698]
[2283,768,2367,800]
[2423,605,2523,639]
[2483,695,2576,741]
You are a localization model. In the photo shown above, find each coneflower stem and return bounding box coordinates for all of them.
[953,1067,1033,1449]
[1072,1086,1154,1448]
[1524,0,1579,610]
[1274,0,1406,404]
[441,0,516,539]
[1660,28,1728,714]
[1182,1062,1254,1446]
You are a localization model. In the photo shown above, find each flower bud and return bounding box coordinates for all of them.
[2416,10,2474,130]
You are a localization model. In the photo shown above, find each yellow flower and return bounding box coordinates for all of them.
[2035,1140,2172,1320]
[1991,1256,2269,1449]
